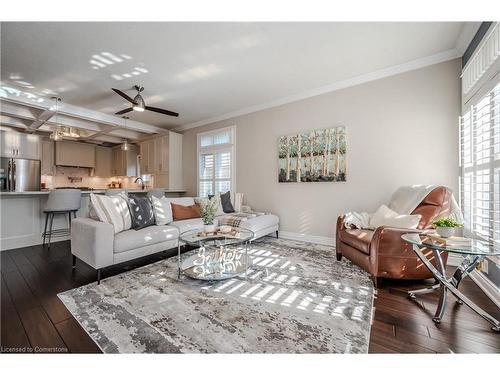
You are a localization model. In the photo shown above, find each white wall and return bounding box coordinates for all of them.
[182,59,461,241]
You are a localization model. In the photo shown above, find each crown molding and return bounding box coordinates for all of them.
[175,49,461,132]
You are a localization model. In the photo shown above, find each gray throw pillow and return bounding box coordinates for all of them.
[220,191,235,213]
[127,194,155,229]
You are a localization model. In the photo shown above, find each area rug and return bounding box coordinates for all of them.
[58,237,374,353]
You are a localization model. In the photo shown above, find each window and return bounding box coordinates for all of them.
[197,126,235,197]
[460,81,500,246]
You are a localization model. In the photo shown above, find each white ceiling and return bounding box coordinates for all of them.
[1,22,478,130]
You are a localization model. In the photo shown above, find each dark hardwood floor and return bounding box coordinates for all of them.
[1,240,499,353]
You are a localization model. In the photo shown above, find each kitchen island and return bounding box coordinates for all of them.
[0,189,186,251]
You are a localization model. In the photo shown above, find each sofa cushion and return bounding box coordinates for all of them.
[151,196,173,225]
[114,225,179,254]
[168,197,195,206]
[169,218,205,234]
[128,194,156,229]
[339,228,374,255]
[237,214,279,233]
[89,192,131,234]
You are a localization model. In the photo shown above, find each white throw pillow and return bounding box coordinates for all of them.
[90,193,132,234]
[152,196,174,225]
[369,204,421,229]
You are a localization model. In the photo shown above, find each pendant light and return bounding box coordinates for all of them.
[50,97,62,141]
[120,116,130,150]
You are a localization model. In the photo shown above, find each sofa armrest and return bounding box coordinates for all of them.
[71,218,114,269]
[369,226,422,270]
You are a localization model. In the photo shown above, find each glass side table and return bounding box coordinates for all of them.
[401,233,500,332]
[177,227,254,281]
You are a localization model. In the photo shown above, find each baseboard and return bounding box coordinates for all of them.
[469,270,500,309]
[278,231,334,246]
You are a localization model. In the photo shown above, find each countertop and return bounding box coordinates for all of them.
[0,189,187,196]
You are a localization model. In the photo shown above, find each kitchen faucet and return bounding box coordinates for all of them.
[134,177,145,190]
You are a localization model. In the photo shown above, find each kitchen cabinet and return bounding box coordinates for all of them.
[139,139,155,174]
[95,146,112,177]
[55,141,95,168]
[112,145,138,177]
[41,140,55,175]
[0,129,40,159]
[138,131,183,189]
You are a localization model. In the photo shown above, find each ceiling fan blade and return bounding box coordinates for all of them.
[115,108,133,115]
[112,88,136,104]
[145,106,179,117]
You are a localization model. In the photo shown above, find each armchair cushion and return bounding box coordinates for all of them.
[338,228,374,255]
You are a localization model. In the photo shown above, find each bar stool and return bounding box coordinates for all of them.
[42,189,82,249]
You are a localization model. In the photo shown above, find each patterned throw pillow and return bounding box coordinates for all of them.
[89,192,132,234]
[151,196,174,225]
[127,194,156,230]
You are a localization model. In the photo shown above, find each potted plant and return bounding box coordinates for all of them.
[432,217,462,238]
[199,196,220,233]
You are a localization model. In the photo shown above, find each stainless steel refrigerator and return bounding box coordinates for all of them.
[0,157,41,192]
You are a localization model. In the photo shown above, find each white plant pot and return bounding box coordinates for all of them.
[204,224,216,233]
[436,227,454,238]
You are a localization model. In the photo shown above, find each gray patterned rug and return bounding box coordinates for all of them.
[58,237,374,353]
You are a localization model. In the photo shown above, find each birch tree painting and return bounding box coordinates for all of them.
[278,126,346,182]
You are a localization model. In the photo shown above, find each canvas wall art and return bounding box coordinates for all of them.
[278,126,346,183]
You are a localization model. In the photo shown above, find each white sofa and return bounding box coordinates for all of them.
[71,196,279,283]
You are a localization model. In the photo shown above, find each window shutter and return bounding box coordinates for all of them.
[460,82,500,246]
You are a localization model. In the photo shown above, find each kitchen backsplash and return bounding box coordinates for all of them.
[41,166,149,190]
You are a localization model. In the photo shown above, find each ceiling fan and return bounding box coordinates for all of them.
[111,85,179,117]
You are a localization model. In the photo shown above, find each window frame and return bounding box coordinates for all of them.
[460,79,500,246]
[196,126,236,197]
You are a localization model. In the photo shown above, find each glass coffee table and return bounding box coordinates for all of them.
[177,227,254,281]
[402,233,500,332]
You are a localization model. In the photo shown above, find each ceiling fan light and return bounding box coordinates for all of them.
[132,105,145,112]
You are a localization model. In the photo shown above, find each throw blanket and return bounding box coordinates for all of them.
[218,212,265,227]
[343,212,373,230]
[344,185,463,229]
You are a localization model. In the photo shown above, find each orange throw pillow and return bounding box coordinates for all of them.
[171,203,201,221]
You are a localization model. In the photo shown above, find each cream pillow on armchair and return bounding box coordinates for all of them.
[369,204,421,229]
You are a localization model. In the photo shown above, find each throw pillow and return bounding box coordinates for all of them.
[89,192,132,234]
[151,196,173,225]
[369,204,421,229]
[220,191,235,213]
[127,194,156,230]
[171,202,201,221]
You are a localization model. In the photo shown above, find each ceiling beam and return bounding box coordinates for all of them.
[0,89,167,136]
[84,125,119,140]
[0,115,31,129]
[28,109,55,131]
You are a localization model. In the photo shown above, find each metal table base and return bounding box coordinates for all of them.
[408,245,500,332]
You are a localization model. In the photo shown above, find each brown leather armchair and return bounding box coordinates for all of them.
[336,186,453,286]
